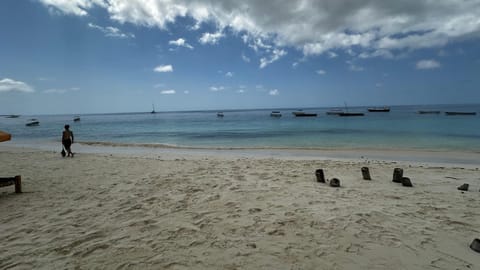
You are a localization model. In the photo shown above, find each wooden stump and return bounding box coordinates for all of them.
[361,167,371,180]
[14,175,22,193]
[401,177,413,187]
[315,169,325,183]
[457,183,469,191]
[392,168,403,183]
[329,178,340,187]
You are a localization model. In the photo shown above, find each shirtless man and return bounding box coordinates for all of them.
[62,125,74,157]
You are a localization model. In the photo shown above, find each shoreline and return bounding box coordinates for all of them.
[2,140,480,168]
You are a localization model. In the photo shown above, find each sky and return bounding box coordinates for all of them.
[1,0,480,115]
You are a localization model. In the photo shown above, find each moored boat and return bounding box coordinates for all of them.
[217,112,224,117]
[292,111,317,117]
[326,109,343,115]
[418,110,441,114]
[445,111,476,116]
[270,111,282,117]
[338,112,364,117]
[73,116,80,122]
[368,106,390,112]
[26,119,39,126]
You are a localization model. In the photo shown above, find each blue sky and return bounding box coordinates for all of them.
[1,0,480,114]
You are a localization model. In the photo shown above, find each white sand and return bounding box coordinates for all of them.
[1,145,479,269]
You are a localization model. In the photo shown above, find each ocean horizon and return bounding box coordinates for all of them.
[1,104,479,152]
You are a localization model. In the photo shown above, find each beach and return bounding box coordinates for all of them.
[1,144,479,269]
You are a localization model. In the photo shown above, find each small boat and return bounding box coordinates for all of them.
[26,119,39,126]
[217,112,224,117]
[73,116,80,122]
[292,111,317,117]
[338,102,364,117]
[418,110,441,114]
[338,112,365,117]
[368,107,390,112]
[445,111,477,116]
[326,109,343,115]
[5,115,20,118]
[270,111,282,117]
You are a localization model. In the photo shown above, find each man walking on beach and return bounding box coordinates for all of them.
[62,125,74,157]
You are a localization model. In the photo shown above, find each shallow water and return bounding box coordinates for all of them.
[1,104,479,151]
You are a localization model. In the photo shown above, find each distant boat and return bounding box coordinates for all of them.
[292,111,317,117]
[418,110,441,114]
[339,102,364,117]
[270,111,282,117]
[445,111,476,116]
[338,112,365,117]
[151,104,156,114]
[326,109,343,115]
[5,115,20,118]
[73,116,80,122]
[368,106,390,112]
[217,112,224,117]
[26,119,39,126]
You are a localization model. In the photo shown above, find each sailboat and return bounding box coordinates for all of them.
[338,102,364,117]
[151,104,156,114]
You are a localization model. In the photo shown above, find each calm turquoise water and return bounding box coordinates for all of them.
[1,104,480,151]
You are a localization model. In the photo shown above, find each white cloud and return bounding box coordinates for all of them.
[269,89,279,96]
[154,65,173,73]
[44,88,68,94]
[169,38,193,49]
[260,48,287,69]
[87,23,134,38]
[160,89,176,94]
[237,89,245,94]
[183,90,190,94]
[225,72,234,77]
[0,78,34,93]
[241,53,251,63]
[416,59,441,70]
[346,60,364,71]
[316,69,326,75]
[199,31,224,45]
[39,1,480,59]
[209,86,225,92]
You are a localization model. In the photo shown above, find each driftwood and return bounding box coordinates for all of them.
[0,175,22,193]
[361,167,371,180]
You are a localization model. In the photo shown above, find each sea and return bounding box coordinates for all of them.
[1,104,480,152]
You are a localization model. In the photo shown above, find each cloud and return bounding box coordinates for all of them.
[316,69,326,75]
[0,78,34,93]
[160,89,176,94]
[241,53,251,63]
[199,31,224,45]
[260,48,287,69]
[44,88,68,94]
[209,86,225,92]
[39,1,480,59]
[87,23,134,38]
[416,59,441,70]
[169,38,194,49]
[269,89,279,96]
[183,90,190,94]
[346,60,364,71]
[154,65,173,73]
[225,71,234,77]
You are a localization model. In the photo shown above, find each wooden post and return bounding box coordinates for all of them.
[14,175,22,193]
[392,168,403,183]
[361,167,371,180]
[315,169,325,183]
